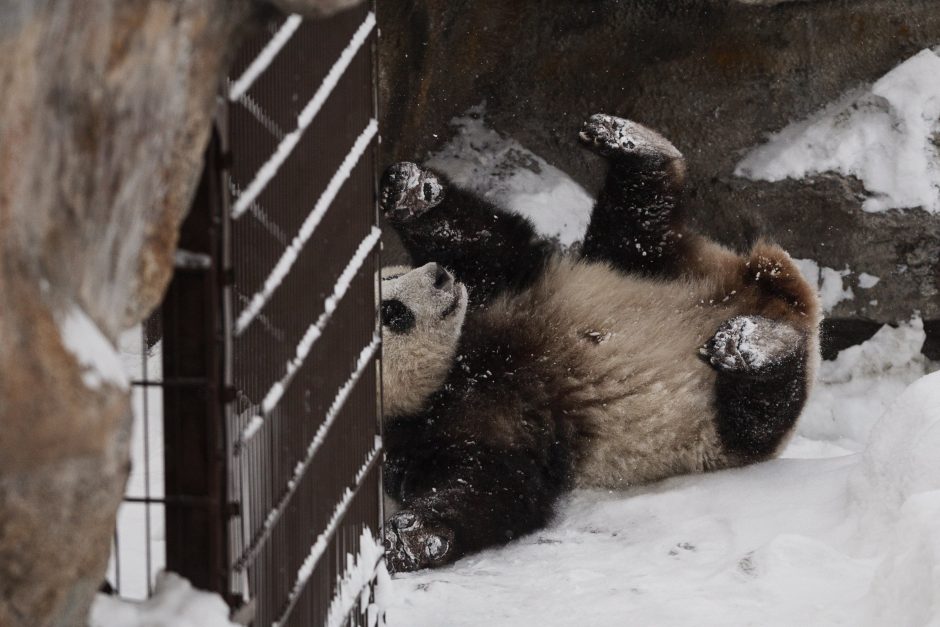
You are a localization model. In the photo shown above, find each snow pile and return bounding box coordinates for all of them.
[736,48,940,213]
[386,327,940,627]
[426,105,593,247]
[91,573,236,627]
[59,305,129,390]
[792,317,933,454]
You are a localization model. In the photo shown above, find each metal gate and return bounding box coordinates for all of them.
[155,4,382,625]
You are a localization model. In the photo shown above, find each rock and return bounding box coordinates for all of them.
[0,1,256,624]
[377,0,940,323]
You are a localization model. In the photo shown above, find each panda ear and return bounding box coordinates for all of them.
[381,299,416,334]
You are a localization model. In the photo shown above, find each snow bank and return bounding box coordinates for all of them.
[426,105,593,247]
[386,326,940,627]
[792,317,933,452]
[90,573,236,627]
[736,48,940,213]
[59,305,128,390]
[852,371,940,625]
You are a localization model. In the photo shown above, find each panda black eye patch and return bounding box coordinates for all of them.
[381,299,416,334]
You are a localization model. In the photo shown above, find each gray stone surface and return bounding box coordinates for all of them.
[377,0,940,323]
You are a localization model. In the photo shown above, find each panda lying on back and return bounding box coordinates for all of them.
[379,114,820,573]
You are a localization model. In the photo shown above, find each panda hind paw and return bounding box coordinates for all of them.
[578,114,682,162]
[383,509,455,573]
[380,162,445,222]
[700,315,802,377]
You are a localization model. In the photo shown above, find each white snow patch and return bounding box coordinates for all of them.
[386,324,940,627]
[90,572,236,627]
[59,305,128,390]
[736,48,940,213]
[426,105,593,247]
[858,272,881,289]
[794,316,935,452]
[793,258,854,312]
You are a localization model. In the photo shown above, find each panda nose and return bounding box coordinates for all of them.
[430,263,452,290]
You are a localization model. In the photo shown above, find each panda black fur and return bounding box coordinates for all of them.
[379,114,821,573]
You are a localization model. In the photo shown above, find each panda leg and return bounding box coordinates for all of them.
[383,444,561,572]
[381,162,553,306]
[700,315,810,463]
[579,114,691,277]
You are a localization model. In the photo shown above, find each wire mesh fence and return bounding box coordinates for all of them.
[107,4,383,625]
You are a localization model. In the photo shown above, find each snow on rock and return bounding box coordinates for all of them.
[59,305,129,390]
[857,272,881,289]
[386,323,940,627]
[90,572,236,627]
[792,257,854,313]
[426,105,593,247]
[735,48,940,214]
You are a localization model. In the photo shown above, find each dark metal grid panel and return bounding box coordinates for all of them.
[224,4,381,625]
[229,42,374,311]
[232,155,374,404]
[230,10,369,139]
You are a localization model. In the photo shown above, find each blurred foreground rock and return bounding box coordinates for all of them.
[0,0,362,624]
[378,0,940,324]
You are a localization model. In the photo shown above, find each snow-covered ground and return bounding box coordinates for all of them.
[385,321,939,627]
[385,112,940,626]
[91,573,237,627]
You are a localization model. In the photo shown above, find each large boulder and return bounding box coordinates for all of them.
[0,1,253,624]
[377,0,940,325]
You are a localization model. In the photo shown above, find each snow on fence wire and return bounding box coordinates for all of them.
[107,5,383,626]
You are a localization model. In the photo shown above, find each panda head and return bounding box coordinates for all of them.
[381,263,468,417]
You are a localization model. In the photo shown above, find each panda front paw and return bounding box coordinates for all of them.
[578,114,682,162]
[700,315,803,376]
[380,162,445,222]
[383,510,455,573]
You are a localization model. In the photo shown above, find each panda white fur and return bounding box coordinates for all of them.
[379,114,821,573]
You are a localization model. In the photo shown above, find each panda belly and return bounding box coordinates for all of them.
[516,259,735,489]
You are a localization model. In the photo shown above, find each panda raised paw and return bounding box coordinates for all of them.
[384,509,455,573]
[380,162,445,222]
[700,315,802,376]
[579,113,683,163]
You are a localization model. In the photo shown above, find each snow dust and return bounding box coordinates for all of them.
[736,48,940,214]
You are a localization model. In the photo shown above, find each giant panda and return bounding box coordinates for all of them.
[379,114,820,573]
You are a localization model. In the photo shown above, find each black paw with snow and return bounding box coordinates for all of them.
[700,315,802,376]
[380,162,445,222]
[578,113,683,162]
[384,510,455,573]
